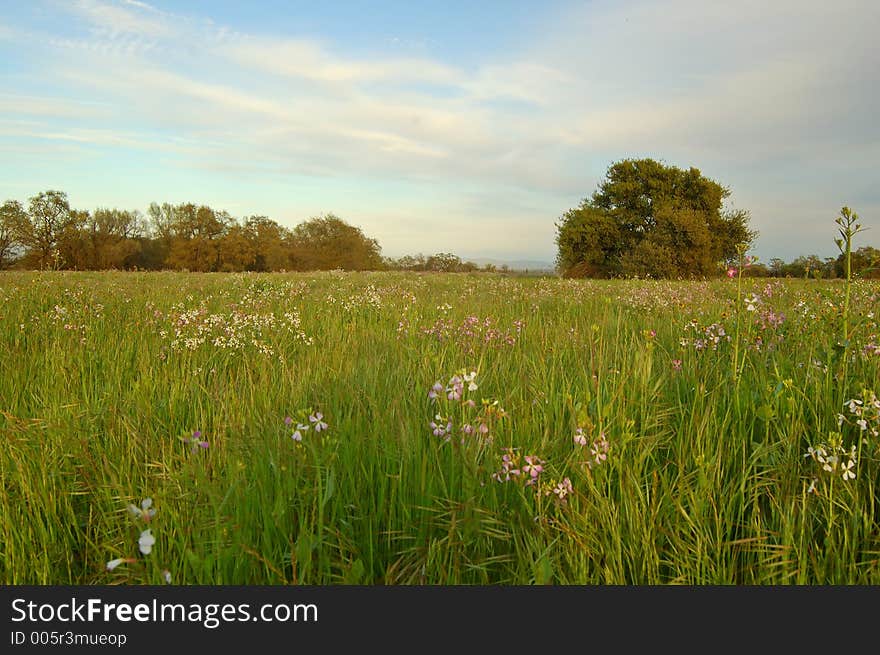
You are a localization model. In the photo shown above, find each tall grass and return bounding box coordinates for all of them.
[1,269,878,584]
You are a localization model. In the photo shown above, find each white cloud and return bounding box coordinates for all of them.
[122,0,158,11]
[3,0,877,259]
[70,0,172,37]
[0,93,112,119]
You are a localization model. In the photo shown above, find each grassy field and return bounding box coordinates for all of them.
[1,270,879,584]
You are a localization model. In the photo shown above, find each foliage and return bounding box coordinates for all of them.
[288,213,383,271]
[0,200,27,269]
[15,190,73,269]
[556,158,756,278]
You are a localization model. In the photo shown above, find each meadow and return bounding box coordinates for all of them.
[1,270,879,584]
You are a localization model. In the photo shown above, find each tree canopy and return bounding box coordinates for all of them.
[288,214,383,271]
[0,191,392,272]
[556,158,756,278]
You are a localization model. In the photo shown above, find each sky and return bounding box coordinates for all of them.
[1,0,878,265]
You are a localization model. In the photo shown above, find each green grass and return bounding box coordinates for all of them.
[1,270,879,584]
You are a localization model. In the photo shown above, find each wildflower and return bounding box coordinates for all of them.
[162,569,172,584]
[463,370,478,392]
[292,423,308,442]
[672,359,682,371]
[590,434,609,466]
[446,375,463,401]
[178,430,209,451]
[522,456,545,485]
[138,529,156,555]
[309,412,328,432]
[573,428,588,446]
[430,415,452,440]
[128,498,156,523]
[189,430,209,451]
[492,448,522,482]
[805,441,857,483]
[548,477,574,502]
[284,416,293,426]
[727,268,737,278]
[106,557,135,571]
[428,382,443,401]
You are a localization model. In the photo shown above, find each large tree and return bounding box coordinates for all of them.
[288,214,382,271]
[556,158,755,278]
[17,190,74,269]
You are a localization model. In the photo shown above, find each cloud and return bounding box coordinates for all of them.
[0,93,112,120]
[223,37,463,87]
[121,0,158,11]
[70,0,172,37]
[3,0,878,259]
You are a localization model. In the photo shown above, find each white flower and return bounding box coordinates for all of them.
[162,569,172,583]
[842,460,856,481]
[106,558,130,571]
[292,423,309,441]
[138,529,156,555]
[128,498,156,522]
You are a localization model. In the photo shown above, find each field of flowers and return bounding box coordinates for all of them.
[1,270,879,584]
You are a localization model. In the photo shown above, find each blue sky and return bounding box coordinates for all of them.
[1,0,878,264]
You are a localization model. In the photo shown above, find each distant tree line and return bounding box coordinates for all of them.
[2,185,874,278]
[0,190,492,273]
[737,251,880,280]
[382,252,485,272]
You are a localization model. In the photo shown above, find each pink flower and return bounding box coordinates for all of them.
[309,412,328,432]
[726,268,737,278]
[428,382,443,401]
[522,456,544,485]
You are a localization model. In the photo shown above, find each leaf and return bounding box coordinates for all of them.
[344,559,365,584]
[534,555,553,585]
[322,469,335,509]
[756,404,776,421]
[295,532,314,566]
